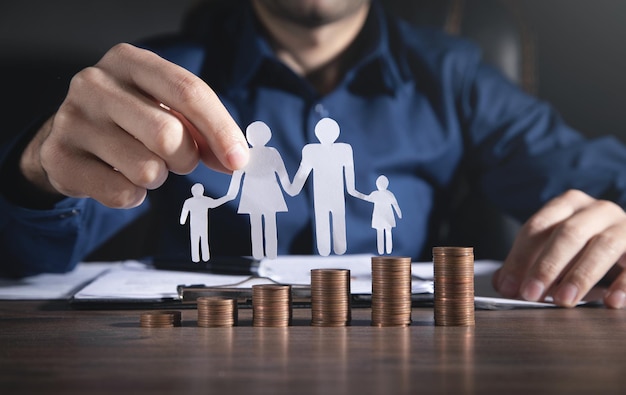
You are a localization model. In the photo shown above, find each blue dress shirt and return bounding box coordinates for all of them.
[2,1,626,277]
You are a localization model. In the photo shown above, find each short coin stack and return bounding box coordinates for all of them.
[371,256,412,327]
[196,296,238,328]
[139,311,182,328]
[252,284,292,327]
[432,246,475,326]
[310,268,351,327]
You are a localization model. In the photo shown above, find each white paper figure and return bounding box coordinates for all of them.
[363,175,402,254]
[291,117,366,256]
[180,183,229,262]
[223,121,293,260]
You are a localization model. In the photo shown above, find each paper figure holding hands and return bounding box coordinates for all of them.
[291,117,366,256]
[363,175,402,254]
[180,183,229,262]
[180,118,401,260]
[223,121,294,260]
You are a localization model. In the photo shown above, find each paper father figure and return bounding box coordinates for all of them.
[291,117,366,256]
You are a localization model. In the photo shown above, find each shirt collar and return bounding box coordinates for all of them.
[227,0,406,96]
[229,4,275,91]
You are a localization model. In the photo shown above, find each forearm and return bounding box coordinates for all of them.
[0,114,65,209]
[0,195,149,277]
[0,195,86,277]
[461,58,626,218]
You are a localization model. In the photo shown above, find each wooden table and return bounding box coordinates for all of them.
[2,301,626,394]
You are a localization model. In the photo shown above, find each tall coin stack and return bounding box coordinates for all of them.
[432,246,475,326]
[371,256,412,327]
[310,268,351,327]
[139,311,182,328]
[196,296,238,328]
[252,284,293,327]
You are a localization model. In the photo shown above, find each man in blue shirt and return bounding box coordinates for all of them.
[1,0,626,309]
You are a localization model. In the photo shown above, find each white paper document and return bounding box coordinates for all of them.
[0,263,111,300]
[73,261,252,301]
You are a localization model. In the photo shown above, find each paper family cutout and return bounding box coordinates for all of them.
[180,118,402,262]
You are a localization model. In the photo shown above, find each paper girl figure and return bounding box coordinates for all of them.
[223,121,294,260]
[180,183,229,262]
[363,175,402,255]
[291,117,365,256]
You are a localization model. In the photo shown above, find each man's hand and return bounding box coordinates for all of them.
[20,43,249,208]
[493,189,626,308]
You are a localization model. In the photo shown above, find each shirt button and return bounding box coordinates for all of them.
[314,103,329,117]
[58,209,80,219]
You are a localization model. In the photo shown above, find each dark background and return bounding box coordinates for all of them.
[523,0,626,140]
[1,0,625,142]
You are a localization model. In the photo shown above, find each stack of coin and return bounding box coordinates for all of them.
[196,296,238,328]
[371,256,412,327]
[432,246,475,326]
[139,311,182,328]
[310,268,351,327]
[252,284,292,327]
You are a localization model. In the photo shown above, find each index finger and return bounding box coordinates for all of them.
[99,43,249,172]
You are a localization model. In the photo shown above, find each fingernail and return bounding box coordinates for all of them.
[605,290,626,309]
[497,274,519,298]
[521,279,545,302]
[554,283,579,307]
[226,143,249,170]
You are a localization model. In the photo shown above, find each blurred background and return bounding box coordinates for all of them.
[1,0,625,143]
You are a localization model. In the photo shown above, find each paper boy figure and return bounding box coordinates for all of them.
[180,183,228,262]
